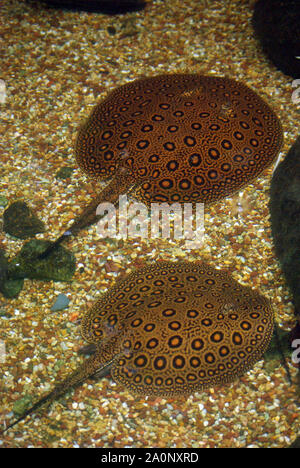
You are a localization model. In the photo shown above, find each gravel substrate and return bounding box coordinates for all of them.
[0,0,299,448]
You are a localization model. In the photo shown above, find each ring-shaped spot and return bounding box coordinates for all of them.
[168,335,183,349]
[154,356,167,370]
[172,355,185,369]
[188,153,202,167]
[134,355,148,368]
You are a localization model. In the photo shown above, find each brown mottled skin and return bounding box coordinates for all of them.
[2,261,274,432]
[40,74,283,256]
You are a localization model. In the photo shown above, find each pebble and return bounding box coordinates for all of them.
[50,293,70,312]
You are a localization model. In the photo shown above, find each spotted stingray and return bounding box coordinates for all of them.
[41,73,283,256]
[3,261,274,432]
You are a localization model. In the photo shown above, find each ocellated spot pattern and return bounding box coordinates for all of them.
[81,261,274,395]
[76,74,283,204]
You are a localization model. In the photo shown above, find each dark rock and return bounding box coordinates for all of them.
[3,201,45,240]
[252,0,300,78]
[107,25,117,35]
[0,249,8,282]
[0,277,24,299]
[7,239,76,282]
[36,0,147,13]
[55,166,75,180]
[0,240,75,298]
[269,137,300,311]
[0,249,24,299]
[51,293,70,312]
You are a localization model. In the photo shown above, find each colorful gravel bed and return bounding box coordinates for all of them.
[0,0,299,448]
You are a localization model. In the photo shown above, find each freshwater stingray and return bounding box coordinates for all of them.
[40,73,283,257]
[2,261,274,433]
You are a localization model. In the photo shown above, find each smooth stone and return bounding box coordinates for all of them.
[0,278,24,299]
[0,249,24,299]
[7,239,76,282]
[51,293,70,312]
[3,201,45,240]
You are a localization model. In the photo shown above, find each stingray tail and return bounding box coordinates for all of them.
[39,169,135,259]
[1,352,113,434]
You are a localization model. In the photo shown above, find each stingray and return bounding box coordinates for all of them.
[39,73,283,257]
